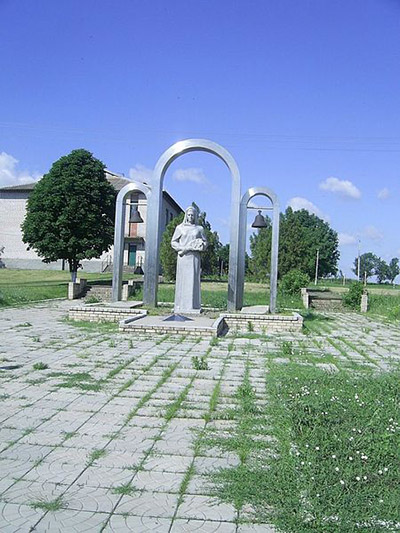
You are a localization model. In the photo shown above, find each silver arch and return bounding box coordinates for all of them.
[239,187,280,313]
[143,139,242,311]
[112,181,151,302]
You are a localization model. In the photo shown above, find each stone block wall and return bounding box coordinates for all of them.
[69,305,143,322]
[221,312,303,334]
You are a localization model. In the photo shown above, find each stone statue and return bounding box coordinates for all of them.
[171,206,208,314]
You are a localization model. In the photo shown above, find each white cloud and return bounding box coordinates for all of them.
[363,225,383,241]
[287,197,329,221]
[338,232,357,245]
[319,177,361,199]
[128,164,153,184]
[0,152,40,187]
[172,167,208,185]
[377,187,389,200]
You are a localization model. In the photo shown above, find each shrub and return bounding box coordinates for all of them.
[343,281,364,310]
[279,269,310,296]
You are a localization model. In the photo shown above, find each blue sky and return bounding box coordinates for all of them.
[1,0,400,277]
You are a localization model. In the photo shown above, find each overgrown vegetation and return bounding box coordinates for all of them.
[206,362,400,532]
[343,281,364,310]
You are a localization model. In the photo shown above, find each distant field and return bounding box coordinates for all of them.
[0,269,302,310]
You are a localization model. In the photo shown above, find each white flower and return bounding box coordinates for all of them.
[356,476,361,481]
[349,457,353,461]
[363,476,367,480]
[315,446,320,451]
[340,480,345,485]
[335,467,339,472]
[332,454,336,459]
[378,470,383,474]
[384,467,388,472]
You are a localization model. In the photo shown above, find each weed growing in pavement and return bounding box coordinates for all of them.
[164,376,195,421]
[247,321,254,333]
[33,362,49,371]
[30,497,66,512]
[15,322,32,328]
[112,482,137,495]
[32,336,41,342]
[87,448,107,465]
[192,355,209,371]
[50,371,102,392]
[128,339,134,349]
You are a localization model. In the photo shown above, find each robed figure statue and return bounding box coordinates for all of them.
[171,206,208,314]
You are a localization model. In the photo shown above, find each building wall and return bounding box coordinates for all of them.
[0,187,182,272]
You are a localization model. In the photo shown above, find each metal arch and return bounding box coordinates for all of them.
[144,139,242,311]
[111,181,151,302]
[239,187,280,313]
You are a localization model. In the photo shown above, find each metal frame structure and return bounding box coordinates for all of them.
[143,139,242,311]
[239,187,280,313]
[112,181,151,302]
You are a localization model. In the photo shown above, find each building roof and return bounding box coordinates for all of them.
[0,170,183,213]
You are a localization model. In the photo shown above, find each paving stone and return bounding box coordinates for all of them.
[171,518,236,532]
[177,495,236,522]
[0,501,44,532]
[33,509,109,532]
[106,514,172,532]
[114,490,179,517]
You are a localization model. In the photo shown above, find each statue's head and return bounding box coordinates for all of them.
[184,205,198,225]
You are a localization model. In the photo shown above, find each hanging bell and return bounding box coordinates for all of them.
[251,210,267,228]
[129,204,144,223]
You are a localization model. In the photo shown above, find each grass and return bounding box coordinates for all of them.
[30,496,66,512]
[205,361,400,532]
[50,371,102,392]
[33,362,49,371]
[87,448,107,465]
[192,355,209,370]
[112,482,137,495]
[368,293,400,321]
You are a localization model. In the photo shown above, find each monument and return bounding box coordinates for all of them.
[171,205,208,315]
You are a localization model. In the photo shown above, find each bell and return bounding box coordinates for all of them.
[129,204,143,223]
[251,210,267,228]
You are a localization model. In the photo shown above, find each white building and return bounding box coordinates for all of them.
[0,171,183,272]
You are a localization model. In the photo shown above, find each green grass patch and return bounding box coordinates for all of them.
[33,362,49,371]
[207,363,400,532]
[368,294,400,321]
[30,496,66,512]
[87,448,107,465]
[50,371,102,392]
[112,482,137,495]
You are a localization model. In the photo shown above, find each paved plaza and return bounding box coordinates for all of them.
[0,301,399,532]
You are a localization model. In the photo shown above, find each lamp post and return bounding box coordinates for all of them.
[314,248,319,285]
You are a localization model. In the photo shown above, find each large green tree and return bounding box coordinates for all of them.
[352,252,378,282]
[159,204,221,281]
[249,207,339,281]
[388,257,400,284]
[22,149,116,281]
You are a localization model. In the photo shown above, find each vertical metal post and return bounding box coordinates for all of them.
[270,199,280,313]
[314,248,319,285]
[111,194,126,302]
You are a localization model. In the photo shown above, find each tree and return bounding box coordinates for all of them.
[218,244,230,275]
[22,149,116,281]
[159,204,221,281]
[388,257,400,285]
[159,212,184,281]
[352,252,378,282]
[249,208,339,282]
[375,258,390,284]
